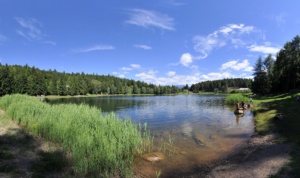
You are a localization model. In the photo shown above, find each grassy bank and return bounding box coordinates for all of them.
[0,94,148,177]
[248,93,300,177]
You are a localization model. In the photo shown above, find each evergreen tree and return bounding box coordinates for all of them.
[251,57,272,95]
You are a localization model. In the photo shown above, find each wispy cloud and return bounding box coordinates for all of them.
[130,64,141,69]
[248,44,280,54]
[15,17,42,40]
[15,17,55,45]
[121,67,132,71]
[275,13,287,27]
[221,59,252,71]
[161,0,186,7]
[191,24,257,59]
[125,9,175,30]
[134,44,152,50]
[166,71,176,76]
[73,45,115,53]
[0,34,7,44]
[134,68,235,85]
[113,64,142,78]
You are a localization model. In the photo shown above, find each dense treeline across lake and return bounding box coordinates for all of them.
[0,64,179,96]
[188,78,252,93]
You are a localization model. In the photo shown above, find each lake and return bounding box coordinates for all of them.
[47,94,254,177]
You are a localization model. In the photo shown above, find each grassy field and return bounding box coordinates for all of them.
[0,94,149,177]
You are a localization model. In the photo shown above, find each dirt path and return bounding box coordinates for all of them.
[190,133,293,178]
[0,110,69,178]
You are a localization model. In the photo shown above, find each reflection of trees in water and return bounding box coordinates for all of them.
[47,97,148,112]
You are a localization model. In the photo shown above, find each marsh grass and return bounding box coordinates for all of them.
[225,93,250,105]
[0,94,147,177]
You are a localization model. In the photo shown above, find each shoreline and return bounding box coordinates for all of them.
[192,132,293,178]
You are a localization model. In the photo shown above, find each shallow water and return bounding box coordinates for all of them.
[47,94,254,177]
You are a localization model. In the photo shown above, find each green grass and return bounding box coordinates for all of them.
[225,93,250,105]
[251,92,300,177]
[0,94,148,177]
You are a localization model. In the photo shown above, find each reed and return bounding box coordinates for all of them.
[0,94,147,177]
[225,93,250,105]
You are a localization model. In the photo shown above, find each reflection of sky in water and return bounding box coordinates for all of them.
[48,95,254,139]
[111,95,254,138]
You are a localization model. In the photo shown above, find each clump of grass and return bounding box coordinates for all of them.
[0,94,147,177]
[225,93,250,105]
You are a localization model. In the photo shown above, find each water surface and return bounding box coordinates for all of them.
[48,94,254,177]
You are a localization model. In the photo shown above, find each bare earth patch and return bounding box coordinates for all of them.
[190,133,293,178]
[0,110,69,178]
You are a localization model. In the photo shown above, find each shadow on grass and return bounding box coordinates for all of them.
[0,127,69,177]
[254,94,300,178]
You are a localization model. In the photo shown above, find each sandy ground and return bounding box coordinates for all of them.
[190,133,293,178]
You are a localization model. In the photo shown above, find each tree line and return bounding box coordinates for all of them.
[0,64,180,96]
[252,35,300,95]
[187,78,252,93]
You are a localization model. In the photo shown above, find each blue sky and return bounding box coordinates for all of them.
[0,0,299,85]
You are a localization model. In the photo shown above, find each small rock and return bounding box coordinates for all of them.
[142,152,165,163]
[180,151,187,155]
[193,134,206,146]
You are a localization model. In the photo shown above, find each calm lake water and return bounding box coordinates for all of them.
[47,94,254,177]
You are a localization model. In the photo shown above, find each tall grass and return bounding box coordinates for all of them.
[0,94,147,177]
[225,93,250,105]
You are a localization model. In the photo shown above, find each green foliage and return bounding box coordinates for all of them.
[251,56,272,95]
[225,93,250,105]
[190,78,252,93]
[252,35,300,94]
[0,94,148,177]
[0,64,180,96]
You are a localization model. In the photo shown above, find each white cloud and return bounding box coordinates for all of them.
[126,9,175,30]
[135,70,157,81]
[248,44,280,54]
[134,44,152,50]
[189,24,257,59]
[112,72,126,78]
[244,66,254,72]
[166,71,176,76]
[180,53,193,66]
[131,64,141,69]
[221,59,251,71]
[200,72,233,81]
[74,45,115,53]
[121,67,132,71]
